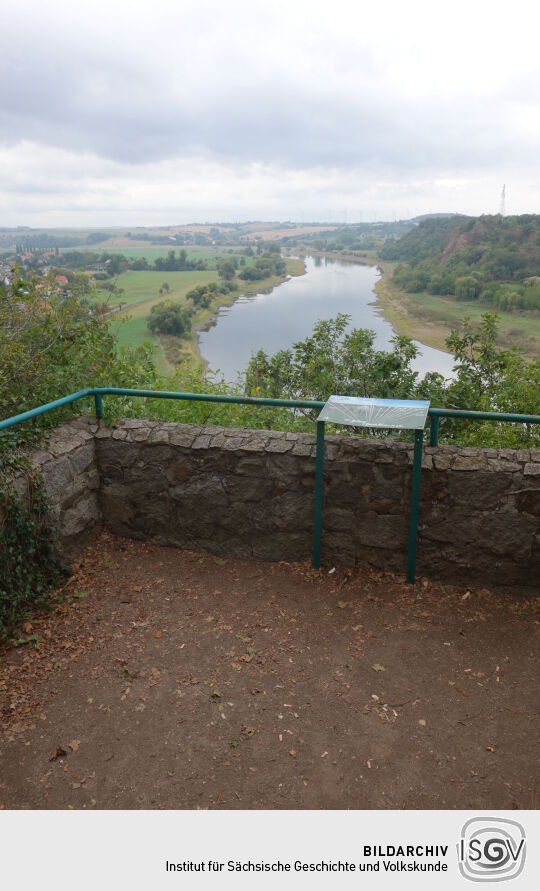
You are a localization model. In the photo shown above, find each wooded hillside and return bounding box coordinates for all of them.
[381,215,540,311]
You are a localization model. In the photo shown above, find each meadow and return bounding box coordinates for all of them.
[375,263,540,358]
[111,269,219,309]
[99,244,243,264]
[109,269,219,372]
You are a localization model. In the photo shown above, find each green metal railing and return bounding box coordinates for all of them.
[429,407,540,446]
[1,386,539,584]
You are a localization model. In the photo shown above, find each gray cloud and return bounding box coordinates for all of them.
[1,0,539,223]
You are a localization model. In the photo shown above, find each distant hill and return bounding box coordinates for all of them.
[380,214,540,312]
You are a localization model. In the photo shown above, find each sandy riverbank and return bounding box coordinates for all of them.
[373,261,452,352]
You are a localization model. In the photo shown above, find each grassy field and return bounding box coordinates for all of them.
[110,316,169,373]
[97,244,244,263]
[375,262,540,358]
[110,269,219,373]
[112,269,219,310]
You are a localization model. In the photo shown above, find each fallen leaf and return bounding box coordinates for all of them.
[68,739,80,753]
[372,663,386,672]
[49,746,67,762]
[289,749,296,757]
[154,630,162,639]
[418,719,427,727]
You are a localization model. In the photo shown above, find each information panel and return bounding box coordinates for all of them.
[317,396,430,430]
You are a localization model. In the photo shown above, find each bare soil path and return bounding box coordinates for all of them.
[1,532,538,810]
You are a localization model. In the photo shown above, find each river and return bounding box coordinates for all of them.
[198,256,455,381]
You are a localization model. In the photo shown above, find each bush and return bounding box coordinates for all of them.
[455,275,480,300]
[147,301,192,336]
[0,271,160,633]
[0,473,66,641]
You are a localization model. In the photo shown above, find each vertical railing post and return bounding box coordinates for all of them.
[313,420,325,568]
[94,390,104,420]
[430,414,439,446]
[406,428,424,584]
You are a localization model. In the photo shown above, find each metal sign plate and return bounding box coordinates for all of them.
[317,396,430,430]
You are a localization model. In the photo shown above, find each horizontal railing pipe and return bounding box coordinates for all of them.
[428,406,540,424]
[94,387,326,411]
[0,388,94,432]
[427,406,540,446]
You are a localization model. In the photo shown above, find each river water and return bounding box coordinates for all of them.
[198,256,455,381]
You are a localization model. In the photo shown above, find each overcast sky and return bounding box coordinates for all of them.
[1,0,539,226]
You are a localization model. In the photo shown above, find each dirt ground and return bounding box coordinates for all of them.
[1,531,538,810]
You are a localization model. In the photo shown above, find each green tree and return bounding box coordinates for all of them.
[147,301,192,336]
[0,270,156,446]
[217,258,237,281]
[455,275,480,300]
[245,314,422,409]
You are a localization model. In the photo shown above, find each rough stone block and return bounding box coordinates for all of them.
[291,441,313,457]
[192,435,212,449]
[448,471,512,509]
[42,457,73,500]
[61,493,100,538]
[515,489,540,517]
[69,442,95,475]
[433,453,453,471]
[30,450,53,467]
[453,455,487,471]
[49,437,82,457]
[121,419,150,429]
[149,429,170,444]
[266,439,294,453]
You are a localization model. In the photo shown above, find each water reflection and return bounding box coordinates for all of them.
[198,256,455,382]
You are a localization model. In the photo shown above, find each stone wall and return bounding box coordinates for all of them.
[14,418,102,550]
[94,419,540,588]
